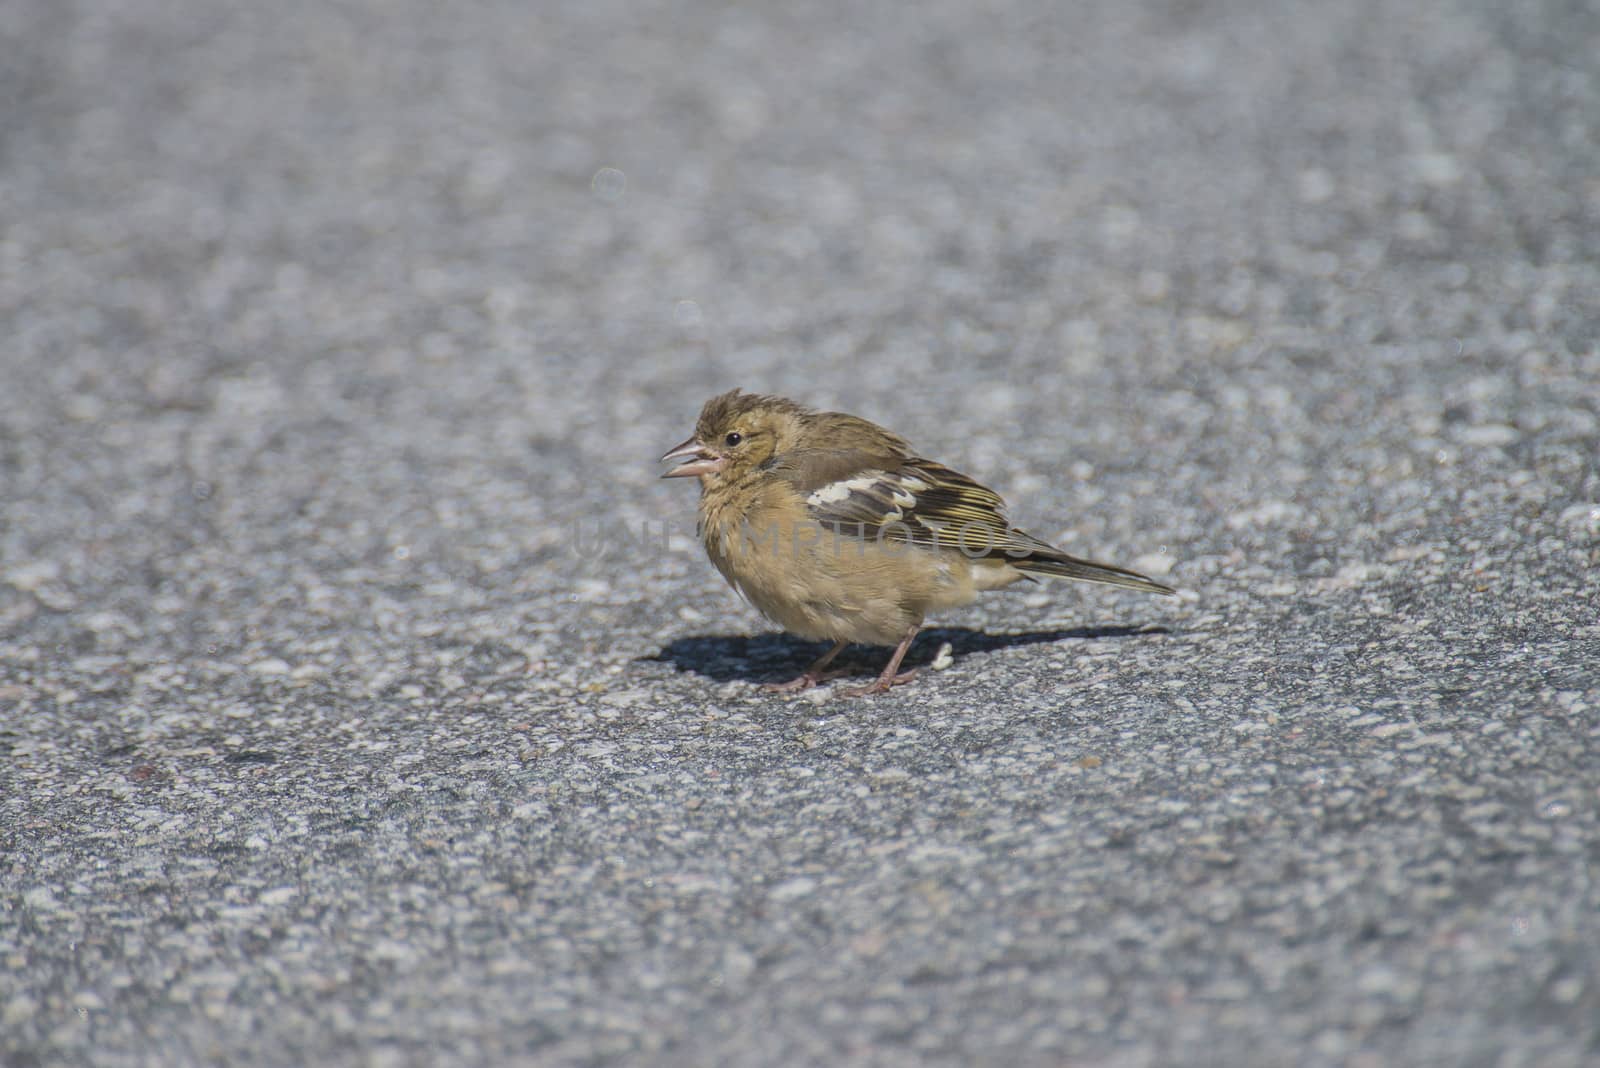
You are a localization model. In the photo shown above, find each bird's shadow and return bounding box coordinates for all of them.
[645,624,1170,685]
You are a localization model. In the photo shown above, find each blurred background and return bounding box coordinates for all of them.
[4,0,1595,625]
[2,0,1597,1063]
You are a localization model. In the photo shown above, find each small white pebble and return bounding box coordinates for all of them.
[769,877,817,901]
[1132,553,1173,578]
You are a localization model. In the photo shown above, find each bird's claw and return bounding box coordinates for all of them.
[760,669,849,693]
[837,668,919,698]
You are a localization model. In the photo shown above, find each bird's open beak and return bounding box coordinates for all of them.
[659,436,725,478]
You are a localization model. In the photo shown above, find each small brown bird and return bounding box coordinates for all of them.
[661,389,1174,696]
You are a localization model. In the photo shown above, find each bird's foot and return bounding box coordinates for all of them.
[838,668,919,698]
[760,669,849,693]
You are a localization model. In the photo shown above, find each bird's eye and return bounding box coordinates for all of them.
[724,431,743,447]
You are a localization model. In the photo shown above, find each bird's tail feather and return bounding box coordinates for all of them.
[1013,553,1175,596]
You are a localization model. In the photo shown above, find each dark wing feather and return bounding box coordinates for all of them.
[766,450,1025,556]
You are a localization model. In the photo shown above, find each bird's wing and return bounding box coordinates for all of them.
[766,449,1041,559]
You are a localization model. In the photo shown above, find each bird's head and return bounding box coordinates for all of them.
[660,389,809,483]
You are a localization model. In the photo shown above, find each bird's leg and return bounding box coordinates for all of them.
[761,640,850,693]
[839,625,921,697]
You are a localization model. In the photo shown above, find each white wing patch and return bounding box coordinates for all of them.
[807,474,886,506]
[807,473,929,522]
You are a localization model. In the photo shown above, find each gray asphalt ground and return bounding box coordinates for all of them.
[2,0,1598,1064]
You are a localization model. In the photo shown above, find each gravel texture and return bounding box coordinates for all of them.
[2,0,1598,1064]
